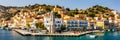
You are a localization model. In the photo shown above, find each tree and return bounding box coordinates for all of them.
[61,26,66,31]
[66,8,70,11]
[69,11,75,17]
[68,9,79,17]
[87,12,95,17]
[54,12,61,18]
[56,5,62,8]
[27,24,31,28]
[41,4,46,6]
[35,22,46,30]
[75,8,78,11]
[74,8,79,14]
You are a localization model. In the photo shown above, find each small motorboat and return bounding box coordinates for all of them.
[111,29,115,32]
[5,28,9,30]
[0,27,3,29]
[89,35,97,38]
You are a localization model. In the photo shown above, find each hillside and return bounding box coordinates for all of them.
[0,4,115,20]
[68,5,113,17]
[0,5,22,20]
[0,4,59,20]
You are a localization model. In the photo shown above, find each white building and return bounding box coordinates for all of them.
[44,18,63,29]
[112,11,120,23]
[55,18,63,28]
[44,11,63,33]
[44,17,51,30]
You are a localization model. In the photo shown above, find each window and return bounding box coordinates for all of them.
[71,24,74,27]
[46,21,49,23]
[79,25,82,27]
[104,21,109,25]
[98,18,101,20]
[67,21,70,24]
[56,21,61,23]
[79,22,81,24]
[58,25,60,27]
[75,21,78,24]
[71,21,74,24]
[84,21,88,24]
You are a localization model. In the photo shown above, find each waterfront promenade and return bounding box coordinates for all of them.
[14,29,103,36]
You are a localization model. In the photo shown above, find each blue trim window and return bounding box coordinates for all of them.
[79,25,82,27]
[84,21,88,24]
[79,22,81,24]
[78,21,88,27]
[71,21,74,24]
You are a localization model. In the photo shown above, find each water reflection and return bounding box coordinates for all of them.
[114,32,118,36]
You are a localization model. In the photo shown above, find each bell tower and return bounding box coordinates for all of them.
[49,11,55,34]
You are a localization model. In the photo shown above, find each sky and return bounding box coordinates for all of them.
[0,0,120,12]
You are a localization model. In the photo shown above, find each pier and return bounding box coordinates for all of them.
[14,29,103,36]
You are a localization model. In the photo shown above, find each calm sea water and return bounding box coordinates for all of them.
[0,29,120,40]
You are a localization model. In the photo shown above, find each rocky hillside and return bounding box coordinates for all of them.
[0,4,57,20]
[0,5,22,20]
[0,4,115,20]
[68,5,114,17]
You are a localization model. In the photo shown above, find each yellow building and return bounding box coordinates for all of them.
[96,21,104,29]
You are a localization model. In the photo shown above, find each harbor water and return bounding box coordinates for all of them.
[0,29,120,40]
